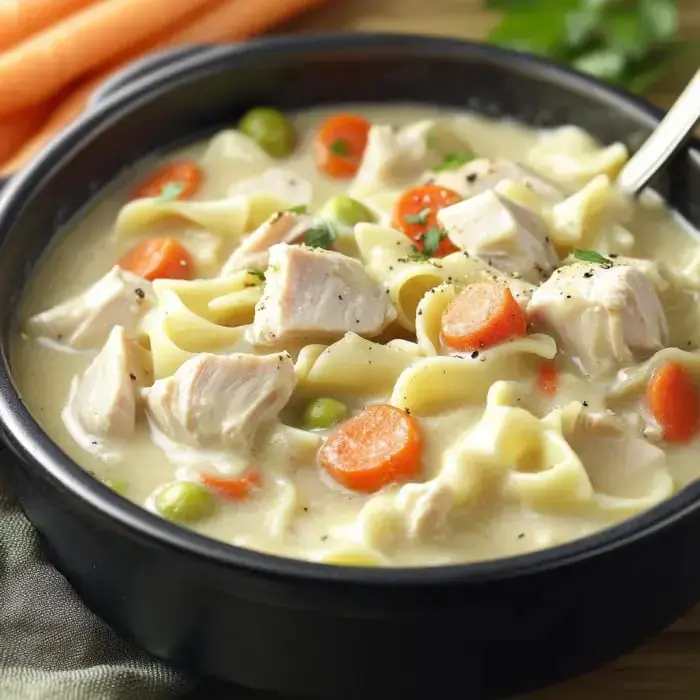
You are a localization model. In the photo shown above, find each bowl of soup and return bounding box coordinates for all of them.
[0,34,699,700]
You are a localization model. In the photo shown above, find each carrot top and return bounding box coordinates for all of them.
[314,114,370,179]
[319,404,423,493]
[647,361,699,443]
[392,184,461,258]
[441,282,527,352]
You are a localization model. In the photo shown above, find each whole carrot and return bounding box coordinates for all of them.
[0,104,50,165]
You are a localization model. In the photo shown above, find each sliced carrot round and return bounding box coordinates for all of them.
[392,184,461,257]
[441,282,527,352]
[314,114,370,179]
[647,361,700,443]
[537,361,558,396]
[319,404,422,493]
[200,471,262,500]
[132,161,203,200]
[118,237,194,281]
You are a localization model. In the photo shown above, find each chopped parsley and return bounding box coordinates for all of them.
[406,246,430,262]
[574,248,613,266]
[422,226,446,257]
[157,181,186,203]
[434,152,474,173]
[288,204,307,214]
[247,268,266,281]
[404,207,431,225]
[304,221,337,250]
[329,138,350,157]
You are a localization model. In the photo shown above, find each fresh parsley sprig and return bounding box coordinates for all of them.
[487,0,681,93]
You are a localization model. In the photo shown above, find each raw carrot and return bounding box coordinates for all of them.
[200,470,262,500]
[118,238,194,281]
[441,282,528,352]
[0,0,96,53]
[131,162,203,200]
[0,103,51,165]
[319,404,423,493]
[0,0,216,118]
[392,184,461,257]
[537,361,558,396]
[314,114,371,179]
[647,361,700,443]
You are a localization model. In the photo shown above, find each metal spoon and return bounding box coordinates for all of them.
[617,68,700,197]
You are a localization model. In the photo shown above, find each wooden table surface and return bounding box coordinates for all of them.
[285,1,700,698]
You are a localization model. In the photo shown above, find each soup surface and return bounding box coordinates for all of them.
[13,104,700,567]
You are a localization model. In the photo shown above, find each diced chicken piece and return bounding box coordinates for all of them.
[228,167,312,207]
[396,481,454,539]
[438,189,559,284]
[529,263,668,376]
[144,352,295,450]
[252,243,396,346]
[430,158,563,203]
[221,211,314,275]
[27,266,155,350]
[66,326,145,440]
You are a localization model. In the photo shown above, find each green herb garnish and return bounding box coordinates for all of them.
[404,207,431,225]
[406,247,430,262]
[422,227,447,258]
[434,152,475,173]
[329,138,350,156]
[487,0,682,93]
[288,204,308,214]
[157,182,186,203]
[305,221,338,250]
[573,249,613,265]
[247,269,266,281]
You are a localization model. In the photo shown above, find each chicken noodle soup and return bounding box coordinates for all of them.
[13,105,700,567]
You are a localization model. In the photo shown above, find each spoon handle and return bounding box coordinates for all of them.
[617,69,700,197]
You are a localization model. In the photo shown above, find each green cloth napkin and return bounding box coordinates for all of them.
[0,469,194,700]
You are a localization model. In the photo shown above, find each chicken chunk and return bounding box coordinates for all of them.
[27,266,155,350]
[65,326,145,442]
[529,263,668,376]
[438,189,559,284]
[144,352,295,450]
[430,158,563,203]
[396,481,454,540]
[252,243,396,346]
[221,211,314,275]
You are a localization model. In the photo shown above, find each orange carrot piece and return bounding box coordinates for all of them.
[319,404,423,493]
[392,184,461,257]
[0,0,216,118]
[537,361,558,396]
[200,470,262,500]
[314,114,371,179]
[118,238,194,281]
[647,362,700,443]
[131,162,203,200]
[0,103,51,165]
[441,282,528,352]
[0,0,96,53]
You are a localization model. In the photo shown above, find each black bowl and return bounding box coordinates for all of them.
[0,34,699,700]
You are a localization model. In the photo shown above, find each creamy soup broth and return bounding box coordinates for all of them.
[12,104,700,567]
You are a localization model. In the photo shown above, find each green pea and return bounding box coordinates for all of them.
[319,195,376,227]
[238,107,295,158]
[102,477,127,496]
[154,481,216,523]
[302,398,348,430]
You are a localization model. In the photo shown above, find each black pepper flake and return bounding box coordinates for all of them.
[134,287,145,299]
[417,310,423,316]
[338,294,343,300]
[466,173,477,183]
[303,507,309,512]
[518,533,525,539]
[566,295,572,299]
[544,236,550,244]
[355,319,360,324]
[321,535,328,542]
[405,408,411,415]
[471,350,479,359]
[91,441,98,445]
[582,401,589,407]
[583,271,594,279]
[56,334,64,340]
[129,373,136,381]
[609,253,618,259]
[270,211,284,224]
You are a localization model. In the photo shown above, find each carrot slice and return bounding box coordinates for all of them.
[132,161,202,200]
[118,237,194,281]
[319,404,422,493]
[537,361,558,396]
[314,114,370,179]
[441,282,527,352]
[647,362,700,443]
[392,184,461,257]
[200,470,262,500]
